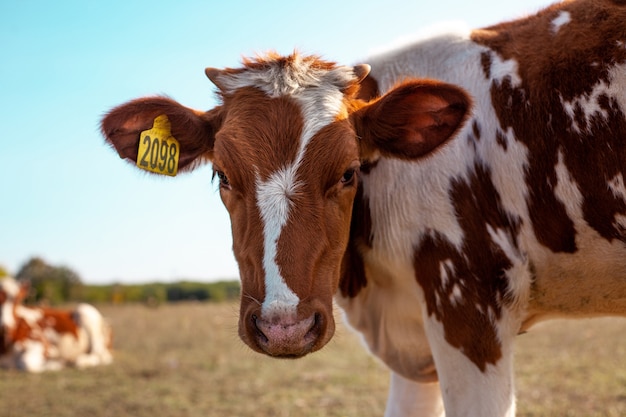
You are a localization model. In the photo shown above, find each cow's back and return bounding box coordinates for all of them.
[471,0,626,324]
[360,0,626,329]
[337,0,626,383]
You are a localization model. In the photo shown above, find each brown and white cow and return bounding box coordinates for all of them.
[101,0,626,415]
[0,277,113,372]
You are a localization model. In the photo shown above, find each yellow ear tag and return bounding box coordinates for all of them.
[136,115,180,176]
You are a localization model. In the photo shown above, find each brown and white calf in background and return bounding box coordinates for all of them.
[102,0,626,415]
[0,277,112,372]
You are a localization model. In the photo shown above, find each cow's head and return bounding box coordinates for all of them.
[102,53,470,358]
[0,277,28,336]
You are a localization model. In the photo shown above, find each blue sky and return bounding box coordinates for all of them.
[1,0,553,284]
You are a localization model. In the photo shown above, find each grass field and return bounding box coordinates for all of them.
[1,302,624,417]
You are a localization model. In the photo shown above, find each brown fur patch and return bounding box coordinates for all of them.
[472,0,626,249]
[39,309,79,338]
[339,182,373,298]
[356,73,380,101]
[415,164,522,371]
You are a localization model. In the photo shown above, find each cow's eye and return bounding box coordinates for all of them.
[215,170,231,190]
[341,168,357,186]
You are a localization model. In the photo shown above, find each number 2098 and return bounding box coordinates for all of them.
[139,135,178,175]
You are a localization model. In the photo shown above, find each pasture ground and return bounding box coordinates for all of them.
[0,302,624,417]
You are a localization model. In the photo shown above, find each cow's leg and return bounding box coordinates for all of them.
[384,372,444,417]
[423,316,517,417]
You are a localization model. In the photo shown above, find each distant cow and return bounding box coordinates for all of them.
[0,277,112,372]
[101,0,626,415]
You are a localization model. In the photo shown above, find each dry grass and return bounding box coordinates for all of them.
[0,302,624,417]
[515,318,626,417]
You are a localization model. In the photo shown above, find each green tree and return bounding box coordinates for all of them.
[0,264,9,278]
[15,257,83,304]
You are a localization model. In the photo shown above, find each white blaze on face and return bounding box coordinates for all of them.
[256,166,300,317]
[218,57,356,318]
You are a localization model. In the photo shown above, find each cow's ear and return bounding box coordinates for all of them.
[352,80,471,159]
[101,97,223,173]
[18,280,30,301]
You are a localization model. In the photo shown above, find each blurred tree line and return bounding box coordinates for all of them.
[3,257,240,306]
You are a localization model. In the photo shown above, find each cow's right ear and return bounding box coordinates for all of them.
[351,79,471,160]
[101,97,223,173]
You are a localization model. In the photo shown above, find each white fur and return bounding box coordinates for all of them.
[335,255,438,384]
[14,340,48,373]
[365,156,466,255]
[215,56,355,99]
[0,277,20,330]
[257,168,301,317]
[449,284,463,306]
[608,173,626,201]
[551,11,572,34]
[74,303,113,366]
[384,372,444,417]
[15,304,43,326]
[606,62,626,119]
[423,313,517,417]
[554,150,584,216]
[1,300,15,330]
[439,259,454,288]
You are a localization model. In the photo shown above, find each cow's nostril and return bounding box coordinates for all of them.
[251,314,269,344]
[304,313,322,342]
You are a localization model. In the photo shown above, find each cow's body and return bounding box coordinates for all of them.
[102,0,626,415]
[338,1,626,414]
[0,277,113,372]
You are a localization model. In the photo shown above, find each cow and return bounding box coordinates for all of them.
[0,277,113,372]
[101,0,626,415]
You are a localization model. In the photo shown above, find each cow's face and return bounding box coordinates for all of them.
[0,277,27,334]
[101,53,470,358]
[210,87,362,358]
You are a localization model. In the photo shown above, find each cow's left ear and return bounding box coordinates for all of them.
[351,80,471,159]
